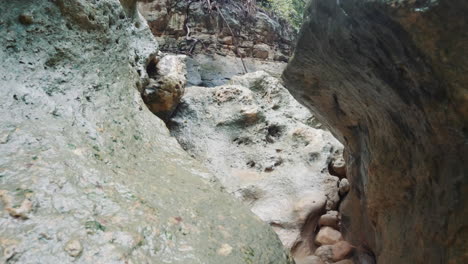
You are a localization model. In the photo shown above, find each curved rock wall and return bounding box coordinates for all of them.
[0,1,292,263]
[283,0,467,263]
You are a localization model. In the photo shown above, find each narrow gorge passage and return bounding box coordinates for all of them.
[138,1,357,263]
[141,53,354,264]
[1,0,466,263]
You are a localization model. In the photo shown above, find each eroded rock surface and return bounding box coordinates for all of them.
[0,1,293,263]
[138,0,293,60]
[142,54,187,121]
[283,0,468,263]
[170,71,344,257]
[138,0,294,87]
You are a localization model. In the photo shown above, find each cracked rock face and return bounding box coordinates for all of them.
[0,1,293,263]
[138,0,293,60]
[170,71,344,256]
[283,0,468,263]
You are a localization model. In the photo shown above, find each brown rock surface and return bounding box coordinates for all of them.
[295,255,325,264]
[137,0,293,60]
[332,241,353,261]
[283,0,468,263]
[315,227,343,246]
[333,260,354,264]
[142,54,187,121]
[318,210,339,229]
[314,245,334,263]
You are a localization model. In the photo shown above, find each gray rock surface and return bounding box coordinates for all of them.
[283,0,468,263]
[170,71,344,256]
[186,54,288,87]
[0,1,293,263]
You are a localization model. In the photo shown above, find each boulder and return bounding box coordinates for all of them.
[315,227,343,246]
[314,245,334,263]
[318,210,339,229]
[339,178,350,196]
[293,192,327,225]
[252,44,270,59]
[142,55,187,121]
[332,241,353,261]
[283,0,468,263]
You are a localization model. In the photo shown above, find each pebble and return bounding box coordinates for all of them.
[19,14,33,25]
[217,243,232,256]
[64,239,82,257]
[6,199,33,219]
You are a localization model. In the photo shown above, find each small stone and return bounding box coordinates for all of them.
[332,241,353,261]
[19,14,33,25]
[64,239,82,257]
[315,226,343,246]
[339,178,350,195]
[318,210,339,229]
[329,154,346,177]
[240,107,260,124]
[295,255,325,264]
[293,192,327,225]
[3,245,17,261]
[315,245,334,263]
[5,199,33,219]
[217,243,232,256]
[0,131,11,144]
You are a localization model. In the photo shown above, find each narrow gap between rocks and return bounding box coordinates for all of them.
[139,53,354,264]
[136,1,359,263]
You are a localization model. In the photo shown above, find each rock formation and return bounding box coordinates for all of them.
[169,70,348,260]
[138,0,293,60]
[138,0,294,86]
[0,0,293,263]
[283,0,468,263]
[142,54,187,121]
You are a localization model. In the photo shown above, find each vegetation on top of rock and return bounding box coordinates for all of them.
[258,0,306,30]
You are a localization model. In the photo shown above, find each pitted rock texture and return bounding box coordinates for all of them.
[142,54,187,121]
[137,0,294,61]
[186,53,288,87]
[169,71,344,257]
[0,1,293,263]
[283,0,468,263]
